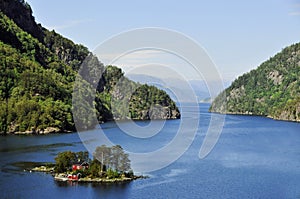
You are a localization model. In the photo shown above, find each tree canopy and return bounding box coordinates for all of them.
[54,145,132,178]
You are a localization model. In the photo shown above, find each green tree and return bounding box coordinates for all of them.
[89,159,106,177]
[54,151,76,173]
[106,168,120,179]
[75,151,89,163]
[0,58,17,134]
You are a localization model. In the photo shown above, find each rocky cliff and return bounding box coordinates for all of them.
[0,0,44,42]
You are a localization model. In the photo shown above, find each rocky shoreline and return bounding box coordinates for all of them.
[209,110,300,123]
[13,127,72,135]
[54,174,146,183]
[32,165,147,183]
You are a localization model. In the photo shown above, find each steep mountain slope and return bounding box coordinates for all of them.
[0,0,44,42]
[210,43,300,122]
[0,0,180,134]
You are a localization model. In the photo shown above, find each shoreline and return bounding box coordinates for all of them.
[32,165,147,183]
[208,111,300,123]
[3,108,299,136]
[54,174,146,183]
[3,117,181,135]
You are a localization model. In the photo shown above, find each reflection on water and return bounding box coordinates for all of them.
[0,104,299,198]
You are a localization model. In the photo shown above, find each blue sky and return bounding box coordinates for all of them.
[26,0,300,82]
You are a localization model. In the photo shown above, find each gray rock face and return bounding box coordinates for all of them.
[13,127,64,135]
[149,105,180,120]
[120,106,180,121]
[0,0,44,42]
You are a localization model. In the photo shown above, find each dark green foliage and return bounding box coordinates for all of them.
[76,151,89,162]
[0,2,180,134]
[97,65,180,121]
[210,42,300,122]
[89,159,106,177]
[54,151,90,173]
[44,30,89,70]
[106,168,120,179]
[0,11,78,134]
[54,151,77,173]
[124,170,134,178]
[129,84,179,119]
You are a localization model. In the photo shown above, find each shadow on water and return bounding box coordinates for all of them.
[1,161,54,174]
[55,179,133,198]
[55,180,132,188]
[91,181,132,198]
[0,142,76,153]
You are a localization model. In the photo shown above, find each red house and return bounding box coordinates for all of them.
[67,174,80,181]
[72,162,89,171]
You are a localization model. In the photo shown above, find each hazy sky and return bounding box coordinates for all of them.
[26,0,300,82]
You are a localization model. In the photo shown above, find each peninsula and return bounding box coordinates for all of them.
[210,42,300,122]
[0,0,180,135]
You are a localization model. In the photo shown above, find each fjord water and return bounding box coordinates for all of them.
[0,104,299,199]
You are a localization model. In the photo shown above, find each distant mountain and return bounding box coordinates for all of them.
[188,79,231,101]
[210,42,300,122]
[0,0,180,134]
[127,74,230,103]
[126,74,197,102]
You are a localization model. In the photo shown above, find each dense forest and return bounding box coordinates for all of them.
[0,0,180,134]
[210,42,300,122]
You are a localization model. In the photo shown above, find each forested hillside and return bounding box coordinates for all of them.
[210,43,300,122]
[0,0,180,134]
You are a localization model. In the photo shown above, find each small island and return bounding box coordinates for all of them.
[32,145,146,183]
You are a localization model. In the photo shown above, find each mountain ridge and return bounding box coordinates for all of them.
[0,0,180,135]
[210,42,300,122]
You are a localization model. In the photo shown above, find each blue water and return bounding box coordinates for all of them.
[0,104,299,198]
